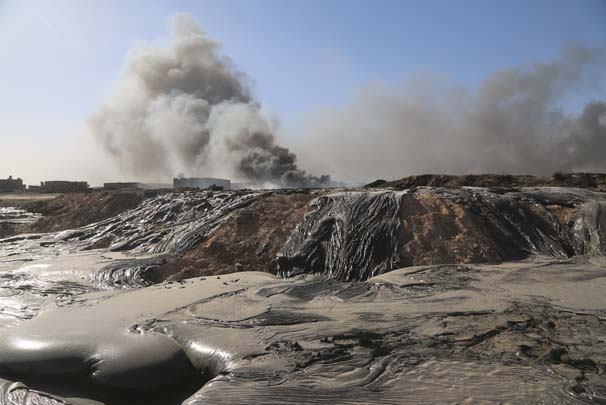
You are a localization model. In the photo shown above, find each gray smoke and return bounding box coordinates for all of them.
[294,45,606,181]
[91,15,605,185]
[90,13,329,188]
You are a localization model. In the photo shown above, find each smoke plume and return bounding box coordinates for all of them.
[90,13,328,187]
[92,14,605,186]
[294,45,606,181]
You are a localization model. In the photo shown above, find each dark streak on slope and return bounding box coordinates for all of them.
[277,191,404,281]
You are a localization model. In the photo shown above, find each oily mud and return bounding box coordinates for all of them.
[0,192,146,239]
[277,190,404,281]
[0,208,41,226]
[0,187,605,403]
[0,258,605,403]
[278,187,606,280]
[152,190,319,280]
[3,187,602,286]
[0,208,41,240]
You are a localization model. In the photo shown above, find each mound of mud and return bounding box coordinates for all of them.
[278,187,606,280]
[3,187,603,284]
[25,191,146,233]
[277,191,403,281]
[0,191,145,238]
[151,190,319,281]
[366,172,606,191]
[14,190,320,288]
[0,224,12,239]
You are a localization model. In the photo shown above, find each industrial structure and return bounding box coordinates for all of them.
[2,175,233,193]
[0,176,26,192]
[173,177,231,190]
[30,181,90,193]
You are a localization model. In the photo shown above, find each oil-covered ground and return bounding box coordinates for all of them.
[0,181,605,404]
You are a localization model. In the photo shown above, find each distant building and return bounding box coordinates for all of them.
[173,177,231,190]
[0,176,26,192]
[103,182,144,190]
[37,181,90,193]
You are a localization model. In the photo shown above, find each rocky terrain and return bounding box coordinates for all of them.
[0,179,605,404]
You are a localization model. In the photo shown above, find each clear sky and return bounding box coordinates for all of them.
[1,0,605,184]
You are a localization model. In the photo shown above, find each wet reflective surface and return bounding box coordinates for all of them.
[0,188,605,403]
[0,207,40,225]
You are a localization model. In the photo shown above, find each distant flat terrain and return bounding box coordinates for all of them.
[0,192,59,205]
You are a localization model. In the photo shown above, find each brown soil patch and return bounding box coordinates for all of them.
[152,191,319,280]
[1,191,145,237]
[399,192,501,266]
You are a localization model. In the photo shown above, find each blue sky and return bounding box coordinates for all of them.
[0,0,604,183]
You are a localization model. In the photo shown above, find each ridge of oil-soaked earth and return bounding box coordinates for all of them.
[0,187,605,404]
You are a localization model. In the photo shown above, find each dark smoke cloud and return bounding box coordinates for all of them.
[90,13,328,187]
[294,45,606,181]
[91,15,604,186]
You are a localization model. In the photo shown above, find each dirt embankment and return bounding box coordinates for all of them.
[148,186,605,282]
[150,191,318,281]
[3,186,603,282]
[397,189,577,267]
[275,187,605,281]
[365,172,606,191]
[72,187,602,283]
[0,191,146,237]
